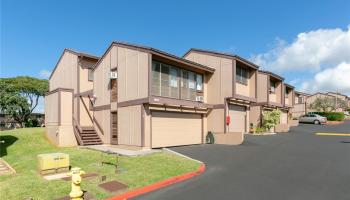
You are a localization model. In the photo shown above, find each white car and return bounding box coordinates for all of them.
[299,114,327,125]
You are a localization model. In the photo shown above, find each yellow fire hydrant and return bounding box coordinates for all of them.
[68,167,85,200]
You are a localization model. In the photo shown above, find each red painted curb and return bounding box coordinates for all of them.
[106,163,205,200]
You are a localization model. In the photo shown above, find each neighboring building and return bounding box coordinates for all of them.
[45,49,100,147]
[326,92,349,112]
[291,91,310,117]
[183,49,258,135]
[0,113,44,130]
[249,70,291,132]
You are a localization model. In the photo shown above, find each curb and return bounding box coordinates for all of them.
[106,163,205,200]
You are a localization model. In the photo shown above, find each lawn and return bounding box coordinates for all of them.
[0,128,200,200]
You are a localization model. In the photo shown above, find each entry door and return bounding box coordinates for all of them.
[111,112,118,144]
[228,105,247,133]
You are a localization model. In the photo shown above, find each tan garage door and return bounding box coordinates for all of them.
[152,112,202,148]
[228,105,246,133]
[280,111,288,124]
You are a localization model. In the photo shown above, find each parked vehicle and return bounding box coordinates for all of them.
[299,114,327,125]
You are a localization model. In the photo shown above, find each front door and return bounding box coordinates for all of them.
[111,112,118,144]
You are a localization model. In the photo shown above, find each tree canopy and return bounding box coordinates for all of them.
[0,76,49,127]
[309,96,348,112]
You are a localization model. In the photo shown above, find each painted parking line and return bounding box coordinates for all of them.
[315,133,350,136]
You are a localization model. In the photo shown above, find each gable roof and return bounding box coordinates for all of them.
[49,49,99,80]
[183,48,259,70]
[93,41,215,73]
[284,83,295,89]
[258,70,284,81]
[295,91,311,96]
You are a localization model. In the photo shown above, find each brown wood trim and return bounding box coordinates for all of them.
[92,104,111,111]
[93,116,105,135]
[149,96,214,109]
[58,90,61,126]
[148,53,152,98]
[118,98,149,108]
[232,94,257,103]
[213,104,225,109]
[74,90,93,97]
[232,59,236,96]
[141,104,145,147]
[183,49,259,70]
[45,88,74,96]
[150,111,152,148]
[77,58,80,124]
[201,114,204,144]
[80,96,94,123]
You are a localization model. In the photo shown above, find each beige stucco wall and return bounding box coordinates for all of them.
[249,105,261,126]
[79,67,93,93]
[50,51,78,92]
[236,82,249,97]
[117,46,149,102]
[79,97,93,126]
[93,109,111,144]
[118,105,142,146]
[276,82,282,104]
[236,70,256,98]
[144,105,151,148]
[185,52,232,104]
[257,73,268,102]
[45,90,77,147]
[269,93,277,103]
[45,92,59,126]
[292,103,306,117]
[94,49,112,107]
[207,109,225,133]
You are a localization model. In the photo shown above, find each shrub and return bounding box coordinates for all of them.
[262,109,281,131]
[313,112,345,121]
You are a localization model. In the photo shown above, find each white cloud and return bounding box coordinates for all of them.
[251,26,350,72]
[39,69,51,79]
[300,62,350,96]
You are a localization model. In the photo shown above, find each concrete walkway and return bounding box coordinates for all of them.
[83,145,160,157]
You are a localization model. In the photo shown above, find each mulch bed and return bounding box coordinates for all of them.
[61,173,99,181]
[98,180,128,192]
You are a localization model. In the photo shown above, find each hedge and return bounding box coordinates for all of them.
[313,112,345,121]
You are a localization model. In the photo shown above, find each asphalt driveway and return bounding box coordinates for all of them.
[134,121,350,200]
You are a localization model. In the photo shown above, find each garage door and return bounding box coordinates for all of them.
[152,112,202,148]
[280,111,288,124]
[228,105,246,133]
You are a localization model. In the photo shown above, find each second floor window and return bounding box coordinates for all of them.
[88,69,93,81]
[236,66,248,85]
[151,61,203,101]
[270,81,276,93]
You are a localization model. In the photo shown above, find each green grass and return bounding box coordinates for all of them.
[0,128,200,200]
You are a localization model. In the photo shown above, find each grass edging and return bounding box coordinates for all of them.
[106,148,205,200]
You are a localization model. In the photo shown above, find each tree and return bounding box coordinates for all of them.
[0,76,48,127]
[309,96,348,112]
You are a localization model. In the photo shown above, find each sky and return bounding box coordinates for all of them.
[1,0,350,113]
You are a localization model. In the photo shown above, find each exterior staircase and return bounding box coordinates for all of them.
[79,126,102,146]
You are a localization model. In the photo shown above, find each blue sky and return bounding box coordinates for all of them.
[1,0,350,112]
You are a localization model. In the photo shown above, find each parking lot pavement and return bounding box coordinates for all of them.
[133,121,350,200]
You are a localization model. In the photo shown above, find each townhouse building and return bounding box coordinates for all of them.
[249,70,292,132]
[291,91,310,117]
[45,42,301,148]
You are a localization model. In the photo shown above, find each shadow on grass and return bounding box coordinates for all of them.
[0,135,18,157]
